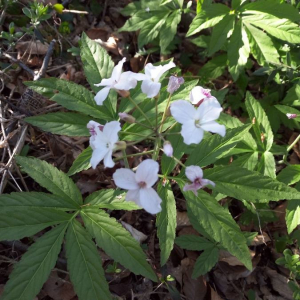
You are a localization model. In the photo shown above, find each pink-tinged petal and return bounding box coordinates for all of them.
[167,76,184,94]
[185,165,203,182]
[183,182,201,196]
[111,57,126,82]
[94,78,114,87]
[103,121,121,144]
[201,179,215,188]
[103,150,115,168]
[200,121,226,137]
[139,188,162,214]
[190,86,207,104]
[141,80,161,98]
[170,100,196,124]
[126,189,142,207]
[113,168,139,190]
[87,120,102,136]
[90,147,109,169]
[94,87,111,105]
[135,159,159,188]
[287,113,297,119]
[114,72,138,90]
[181,121,204,145]
[197,100,222,123]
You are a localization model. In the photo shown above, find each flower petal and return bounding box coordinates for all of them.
[141,80,161,98]
[135,159,159,188]
[200,121,226,137]
[201,179,215,188]
[94,78,114,87]
[126,189,142,207]
[154,61,176,82]
[90,147,109,169]
[183,183,200,196]
[190,86,206,104]
[113,169,139,190]
[170,100,196,124]
[103,121,121,144]
[111,57,126,82]
[114,72,138,90]
[103,150,115,168]
[185,165,203,182]
[139,188,162,214]
[197,100,222,123]
[181,121,204,145]
[94,87,111,105]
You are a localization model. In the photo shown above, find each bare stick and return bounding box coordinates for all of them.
[2,52,35,77]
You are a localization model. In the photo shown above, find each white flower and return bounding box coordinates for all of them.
[88,120,121,169]
[94,58,144,105]
[163,141,173,157]
[113,159,162,214]
[183,165,215,196]
[190,86,220,107]
[170,99,225,145]
[140,61,176,98]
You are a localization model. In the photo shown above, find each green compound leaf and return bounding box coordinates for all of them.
[184,189,252,270]
[245,92,273,151]
[208,14,235,56]
[228,20,250,81]
[257,151,276,179]
[231,151,258,171]
[65,219,112,300]
[187,3,229,36]
[244,21,280,66]
[204,165,300,202]
[67,146,92,176]
[175,235,215,251]
[186,124,251,168]
[1,223,67,300]
[16,156,82,207]
[156,181,176,266]
[81,208,157,281]
[277,165,300,186]
[80,32,114,93]
[25,112,90,136]
[286,200,300,234]
[85,189,140,210]
[192,247,219,278]
[25,78,114,121]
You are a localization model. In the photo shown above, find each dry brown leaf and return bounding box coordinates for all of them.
[210,287,224,300]
[121,221,148,243]
[177,211,191,227]
[86,28,110,41]
[16,41,49,55]
[218,250,255,267]
[251,232,271,246]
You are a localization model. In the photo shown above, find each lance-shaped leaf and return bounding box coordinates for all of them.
[16,156,82,207]
[277,165,300,186]
[241,0,300,22]
[186,124,251,168]
[244,22,280,66]
[208,14,235,56]
[243,14,300,44]
[187,3,229,36]
[65,219,111,300]
[25,78,113,120]
[231,151,258,171]
[81,208,157,281]
[192,247,219,278]
[228,20,250,81]
[80,32,114,93]
[85,189,140,210]
[183,189,252,270]
[245,92,273,151]
[204,165,300,202]
[25,112,91,136]
[175,235,215,251]
[67,147,92,176]
[156,181,176,266]
[257,151,276,179]
[1,223,67,300]
[286,200,300,234]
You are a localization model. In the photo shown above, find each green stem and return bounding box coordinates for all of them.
[287,134,300,152]
[122,149,130,168]
[152,138,161,161]
[159,94,172,133]
[128,96,152,126]
[119,131,156,140]
[114,150,154,162]
[170,154,186,168]
[161,131,181,136]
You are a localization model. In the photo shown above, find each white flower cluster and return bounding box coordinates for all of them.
[87,58,226,214]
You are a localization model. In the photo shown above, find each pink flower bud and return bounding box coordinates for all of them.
[118,112,136,124]
[163,141,173,157]
[167,76,184,94]
[287,113,297,119]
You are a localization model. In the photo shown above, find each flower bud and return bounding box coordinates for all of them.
[118,112,136,124]
[287,113,297,119]
[167,76,184,94]
[114,141,127,151]
[163,141,173,157]
[117,90,130,98]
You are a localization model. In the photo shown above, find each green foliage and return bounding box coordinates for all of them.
[22,1,51,26]
[0,157,156,299]
[67,146,92,176]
